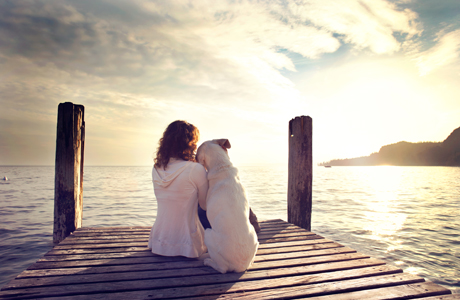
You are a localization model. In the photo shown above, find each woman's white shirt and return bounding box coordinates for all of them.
[148,158,208,258]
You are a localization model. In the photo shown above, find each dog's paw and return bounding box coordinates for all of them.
[204,258,227,274]
[203,258,214,268]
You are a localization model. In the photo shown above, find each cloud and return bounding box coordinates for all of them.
[0,0,436,165]
[415,28,460,76]
[0,1,167,78]
[286,0,421,54]
[0,0,421,96]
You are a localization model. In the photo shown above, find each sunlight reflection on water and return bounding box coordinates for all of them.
[310,166,459,293]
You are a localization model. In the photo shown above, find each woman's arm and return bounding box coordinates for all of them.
[191,163,209,210]
[197,180,208,211]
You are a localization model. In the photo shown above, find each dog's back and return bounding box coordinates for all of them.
[197,140,259,273]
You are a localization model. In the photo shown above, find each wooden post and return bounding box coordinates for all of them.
[288,116,312,231]
[54,102,85,243]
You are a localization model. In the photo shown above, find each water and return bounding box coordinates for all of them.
[0,165,459,293]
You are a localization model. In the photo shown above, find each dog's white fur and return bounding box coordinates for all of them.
[196,139,259,273]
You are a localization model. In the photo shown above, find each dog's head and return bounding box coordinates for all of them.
[196,139,231,170]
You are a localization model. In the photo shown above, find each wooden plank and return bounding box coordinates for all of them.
[74,227,150,232]
[13,257,386,281]
[40,251,167,262]
[28,256,198,270]
[5,258,389,289]
[234,252,368,271]
[38,246,355,270]
[44,242,343,260]
[69,227,305,238]
[13,272,425,300]
[71,222,302,235]
[258,227,311,235]
[45,247,151,255]
[256,242,342,255]
[50,237,333,251]
[259,221,298,227]
[30,247,361,270]
[15,252,370,281]
[258,222,297,230]
[67,227,302,239]
[63,230,314,242]
[52,235,324,249]
[415,295,460,300]
[299,282,453,300]
[72,228,151,234]
[258,219,286,225]
[0,264,404,299]
[260,234,323,243]
[69,231,149,237]
[45,240,339,256]
[258,225,300,233]
[58,238,148,245]
[186,274,426,300]
[257,238,335,249]
[15,264,213,279]
[255,246,357,262]
[20,255,377,280]
[58,231,317,245]
[63,235,149,241]
[51,242,150,250]
[258,231,317,240]
[259,224,304,230]
[75,226,151,231]
[71,220,290,230]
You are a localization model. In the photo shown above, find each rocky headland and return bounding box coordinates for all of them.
[319,126,460,166]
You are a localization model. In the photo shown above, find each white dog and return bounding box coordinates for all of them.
[196,139,259,273]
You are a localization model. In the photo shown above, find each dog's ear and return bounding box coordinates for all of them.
[214,139,231,149]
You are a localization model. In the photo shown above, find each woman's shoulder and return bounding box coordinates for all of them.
[188,162,206,176]
[189,161,205,170]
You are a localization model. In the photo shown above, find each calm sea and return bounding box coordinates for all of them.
[0,165,459,293]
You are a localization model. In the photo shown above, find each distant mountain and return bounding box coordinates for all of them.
[319,126,460,166]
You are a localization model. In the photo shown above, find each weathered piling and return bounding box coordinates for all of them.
[288,116,312,231]
[53,102,85,243]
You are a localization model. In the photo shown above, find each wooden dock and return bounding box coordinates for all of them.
[1,219,457,299]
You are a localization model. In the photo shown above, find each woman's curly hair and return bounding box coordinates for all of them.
[154,120,200,169]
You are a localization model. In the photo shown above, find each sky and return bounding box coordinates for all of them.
[1,0,459,166]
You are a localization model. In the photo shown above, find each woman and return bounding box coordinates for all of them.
[148,120,208,258]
